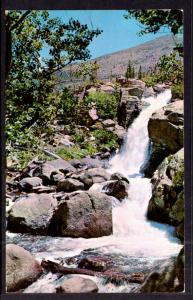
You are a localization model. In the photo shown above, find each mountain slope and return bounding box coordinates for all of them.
[59,35,182,82]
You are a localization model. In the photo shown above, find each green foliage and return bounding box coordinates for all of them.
[125,60,135,79]
[171,82,184,99]
[6,10,102,167]
[56,144,97,160]
[173,166,184,189]
[138,65,142,79]
[92,129,118,149]
[75,61,99,85]
[125,10,183,36]
[84,91,119,120]
[57,88,79,119]
[124,9,183,56]
[143,51,183,98]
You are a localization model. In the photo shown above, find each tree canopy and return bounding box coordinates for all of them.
[124,10,183,55]
[124,10,183,36]
[5,10,102,161]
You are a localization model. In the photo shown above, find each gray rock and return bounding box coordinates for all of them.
[81,157,104,169]
[46,159,76,174]
[33,163,58,184]
[148,100,183,153]
[135,247,184,292]
[127,79,146,88]
[50,191,112,238]
[142,86,155,98]
[18,177,42,191]
[114,125,127,144]
[78,256,111,272]
[110,172,129,183]
[7,193,57,234]
[153,84,168,94]
[71,168,110,189]
[57,178,84,192]
[145,100,184,176]
[89,108,99,121]
[102,119,116,128]
[127,87,144,99]
[147,148,184,236]
[56,276,98,293]
[117,89,142,128]
[6,244,42,292]
[102,180,129,201]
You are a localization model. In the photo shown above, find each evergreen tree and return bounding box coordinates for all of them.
[126,60,135,79]
[132,66,135,78]
[138,65,142,79]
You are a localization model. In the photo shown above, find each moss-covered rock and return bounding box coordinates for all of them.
[147,148,184,240]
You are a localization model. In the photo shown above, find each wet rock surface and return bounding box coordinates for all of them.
[6,244,42,292]
[134,247,184,293]
[49,191,113,238]
[147,148,184,239]
[56,276,99,293]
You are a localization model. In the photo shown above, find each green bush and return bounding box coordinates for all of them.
[93,129,118,149]
[84,91,119,120]
[171,83,184,99]
[55,144,97,160]
[57,88,79,120]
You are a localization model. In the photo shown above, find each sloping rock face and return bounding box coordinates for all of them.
[144,100,183,177]
[6,244,42,292]
[117,89,142,129]
[7,193,58,234]
[49,191,112,238]
[135,247,184,293]
[147,148,184,240]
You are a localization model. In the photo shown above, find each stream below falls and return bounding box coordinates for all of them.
[6,89,183,293]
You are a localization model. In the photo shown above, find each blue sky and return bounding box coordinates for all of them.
[42,10,171,59]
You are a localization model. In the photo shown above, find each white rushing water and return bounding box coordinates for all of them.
[7,89,183,293]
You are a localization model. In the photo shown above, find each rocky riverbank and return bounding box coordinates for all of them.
[6,80,184,293]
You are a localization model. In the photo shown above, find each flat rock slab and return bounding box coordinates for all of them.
[56,276,98,293]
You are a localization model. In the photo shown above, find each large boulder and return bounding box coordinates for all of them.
[142,86,155,98]
[70,168,110,189]
[6,244,42,292]
[102,180,129,201]
[7,193,57,234]
[117,89,142,128]
[57,178,84,192]
[49,191,112,238]
[56,276,98,293]
[145,100,184,176]
[147,148,184,238]
[135,247,184,293]
[127,87,144,99]
[18,177,42,191]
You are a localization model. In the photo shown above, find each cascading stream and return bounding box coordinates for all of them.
[7,89,183,293]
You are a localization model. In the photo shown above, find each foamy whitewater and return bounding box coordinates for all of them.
[7,89,183,293]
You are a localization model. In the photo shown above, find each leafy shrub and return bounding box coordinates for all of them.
[93,129,118,149]
[171,83,184,99]
[84,91,119,120]
[57,88,79,119]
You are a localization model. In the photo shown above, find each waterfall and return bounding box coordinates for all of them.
[7,89,183,293]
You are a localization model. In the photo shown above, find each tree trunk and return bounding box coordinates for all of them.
[41,260,145,284]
